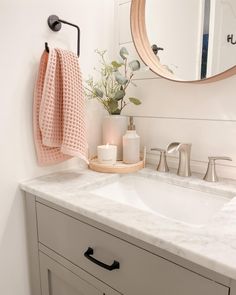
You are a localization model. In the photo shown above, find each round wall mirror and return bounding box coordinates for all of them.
[131,0,236,83]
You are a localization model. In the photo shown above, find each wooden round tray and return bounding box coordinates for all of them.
[89,147,146,174]
[89,159,144,174]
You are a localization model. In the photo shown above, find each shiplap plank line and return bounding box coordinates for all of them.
[133,116,236,167]
[124,77,236,120]
[119,0,131,5]
[125,115,236,123]
[148,153,236,169]
[133,78,161,81]
[119,41,133,45]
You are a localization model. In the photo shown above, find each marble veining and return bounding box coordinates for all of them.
[20,166,236,280]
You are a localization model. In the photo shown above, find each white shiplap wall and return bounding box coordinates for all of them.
[116,0,236,179]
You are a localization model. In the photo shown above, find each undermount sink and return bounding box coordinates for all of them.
[91,174,232,226]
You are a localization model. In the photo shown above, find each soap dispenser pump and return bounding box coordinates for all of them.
[123,117,140,164]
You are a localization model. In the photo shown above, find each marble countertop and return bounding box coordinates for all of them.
[20,167,236,280]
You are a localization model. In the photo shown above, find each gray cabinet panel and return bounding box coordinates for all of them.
[37,203,229,295]
[39,252,103,295]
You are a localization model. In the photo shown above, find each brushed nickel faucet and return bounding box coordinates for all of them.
[203,156,232,182]
[167,142,192,177]
[151,148,169,172]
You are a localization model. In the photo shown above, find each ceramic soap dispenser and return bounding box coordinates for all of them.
[123,116,140,164]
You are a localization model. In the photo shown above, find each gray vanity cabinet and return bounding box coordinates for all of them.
[39,253,103,295]
[25,194,233,295]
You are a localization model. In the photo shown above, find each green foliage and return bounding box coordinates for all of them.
[129,97,142,105]
[111,61,123,69]
[114,89,125,101]
[119,47,129,60]
[84,48,141,115]
[107,100,119,114]
[129,60,141,71]
[114,71,128,85]
[94,88,103,98]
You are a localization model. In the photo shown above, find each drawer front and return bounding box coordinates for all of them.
[37,203,229,295]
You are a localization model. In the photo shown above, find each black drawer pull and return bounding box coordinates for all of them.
[84,247,120,271]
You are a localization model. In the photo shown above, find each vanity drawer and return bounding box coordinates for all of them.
[36,203,229,295]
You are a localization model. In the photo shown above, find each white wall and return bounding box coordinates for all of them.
[116,0,236,180]
[208,0,236,75]
[146,0,204,80]
[0,0,115,294]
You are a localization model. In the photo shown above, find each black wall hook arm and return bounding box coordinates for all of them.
[59,19,80,57]
[45,42,49,53]
[47,15,80,56]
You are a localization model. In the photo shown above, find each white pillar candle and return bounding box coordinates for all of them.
[97,144,117,165]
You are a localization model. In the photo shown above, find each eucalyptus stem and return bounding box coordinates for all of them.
[124,58,128,78]
[84,48,141,115]
[121,102,128,111]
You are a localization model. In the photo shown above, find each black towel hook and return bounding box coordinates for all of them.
[151,44,164,55]
[46,15,80,57]
[45,42,49,53]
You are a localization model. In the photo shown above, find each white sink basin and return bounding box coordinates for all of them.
[91,175,231,226]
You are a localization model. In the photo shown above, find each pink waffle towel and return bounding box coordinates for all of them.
[33,48,88,165]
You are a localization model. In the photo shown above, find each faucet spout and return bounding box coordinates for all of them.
[167,142,192,177]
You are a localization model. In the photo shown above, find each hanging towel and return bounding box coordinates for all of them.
[33,48,88,166]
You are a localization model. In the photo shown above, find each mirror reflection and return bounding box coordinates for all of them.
[146,0,236,81]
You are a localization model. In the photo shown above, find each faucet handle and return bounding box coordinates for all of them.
[203,156,232,182]
[151,148,166,153]
[208,156,232,162]
[151,148,169,172]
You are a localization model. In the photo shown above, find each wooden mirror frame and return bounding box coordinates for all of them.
[130,0,236,83]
